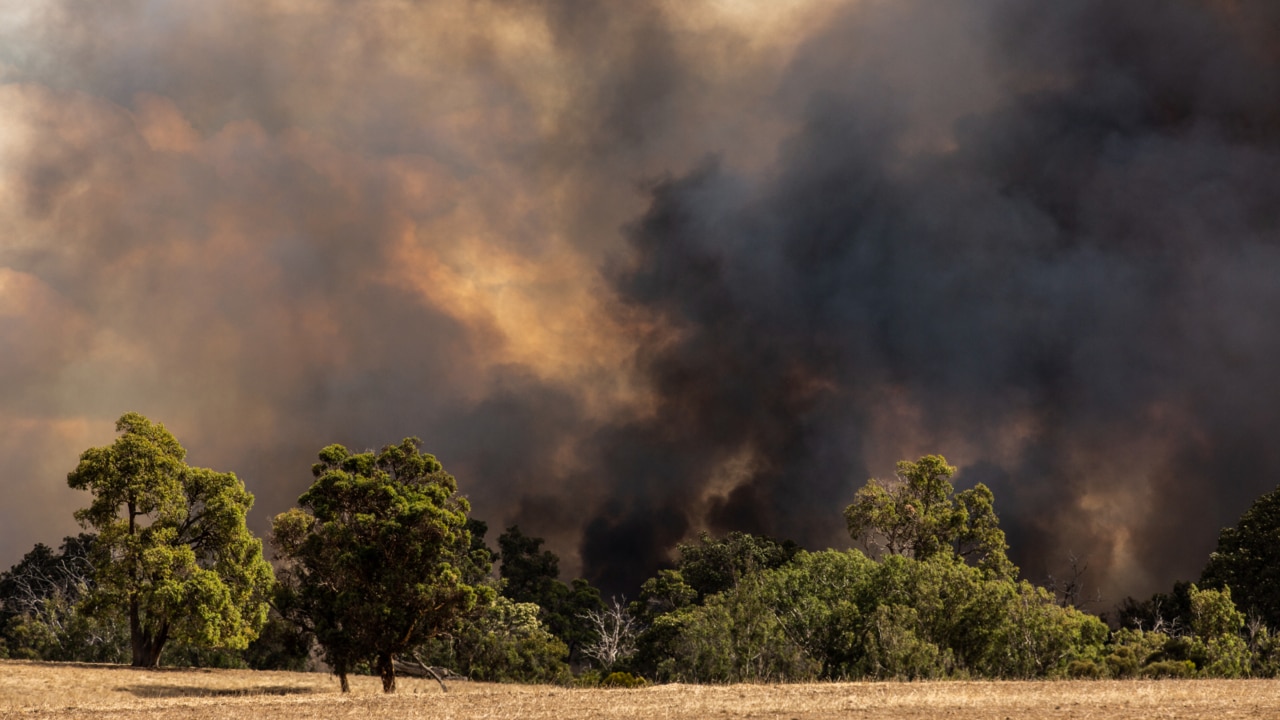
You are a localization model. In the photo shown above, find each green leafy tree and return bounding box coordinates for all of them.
[1201,484,1280,629]
[498,526,562,604]
[844,455,1014,578]
[993,581,1109,678]
[1101,628,1169,678]
[464,518,498,583]
[419,596,570,683]
[647,548,1107,683]
[628,569,697,677]
[632,569,697,624]
[1187,583,1250,677]
[66,413,273,667]
[675,531,799,601]
[628,532,797,679]
[621,462,1118,683]
[1189,583,1245,639]
[272,439,484,693]
[754,549,876,679]
[658,572,817,683]
[851,553,1103,679]
[156,609,315,670]
[863,603,949,679]
[1104,585,1250,678]
[497,526,604,659]
[558,578,607,655]
[1247,624,1280,678]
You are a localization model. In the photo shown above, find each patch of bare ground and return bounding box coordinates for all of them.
[0,660,1277,719]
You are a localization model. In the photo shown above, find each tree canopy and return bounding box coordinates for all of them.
[1201,484,1280,630]
[272,438,485,693]
[12,432,1280,681]
[843,455,1014,578]
[634,547,1110,683]
[498,525,564,607]
[497,525,604,661]
[65,413,273,667]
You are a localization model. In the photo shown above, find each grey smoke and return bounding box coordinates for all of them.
[1,0,1277,603]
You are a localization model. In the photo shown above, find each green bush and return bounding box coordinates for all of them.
[1179,585,1251,677]
[654,581,818,683]
[1141,660,1196,679]
[417,596,571,684]
[1067,660,1104,679]
[1196,635,1250,678]
[600,672,647,688]
[572,670,647,687]
[1250,626,1280,678]
[1104,629,1169,678]
[863,604,950,680]
[1104,647,1139,678]
[639,550,1110,683]
[993,583,1109,678]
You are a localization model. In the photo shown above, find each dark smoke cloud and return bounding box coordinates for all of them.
[584,0,1280,596]
[2,0,1278,602]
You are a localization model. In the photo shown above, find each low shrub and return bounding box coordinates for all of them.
[601,672,647,688]
[1104,647,1139,678]
[1141,660,1196,679]
[1066,660,1104,679]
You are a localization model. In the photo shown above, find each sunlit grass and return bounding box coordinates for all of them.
[1,659,1277,719]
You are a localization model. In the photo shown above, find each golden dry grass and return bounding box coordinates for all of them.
[0,660,1277,719]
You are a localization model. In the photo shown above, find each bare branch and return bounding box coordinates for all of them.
[579,596,639,673]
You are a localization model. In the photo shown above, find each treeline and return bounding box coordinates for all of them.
[2,414,1280,688]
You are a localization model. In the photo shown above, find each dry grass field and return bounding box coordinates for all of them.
[0,660,1276,719]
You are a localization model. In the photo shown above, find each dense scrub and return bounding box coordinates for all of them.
[3,441,1280,685]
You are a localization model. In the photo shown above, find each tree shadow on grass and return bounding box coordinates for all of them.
[117,684,317,698]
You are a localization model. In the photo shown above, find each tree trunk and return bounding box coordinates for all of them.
[129,598,168,667]
[378,652,397,693]
[332,658,351,693]
[130,627,169,667]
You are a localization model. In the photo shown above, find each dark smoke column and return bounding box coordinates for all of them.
[576,0,1280,602]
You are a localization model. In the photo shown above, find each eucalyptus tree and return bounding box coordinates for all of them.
[273,439,486,693]
[67,413,273,667]
[844,455,1014,578]
[1202,484,1280,630]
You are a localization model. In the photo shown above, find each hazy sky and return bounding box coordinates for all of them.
[3,0,1279,602]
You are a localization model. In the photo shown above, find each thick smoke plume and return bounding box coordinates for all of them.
[2,0,1279,601]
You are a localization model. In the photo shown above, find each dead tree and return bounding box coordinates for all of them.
[1046,553,1100,609]
[580,596,639,673]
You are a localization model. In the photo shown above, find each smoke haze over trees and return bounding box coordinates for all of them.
[3,0,1280,602]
